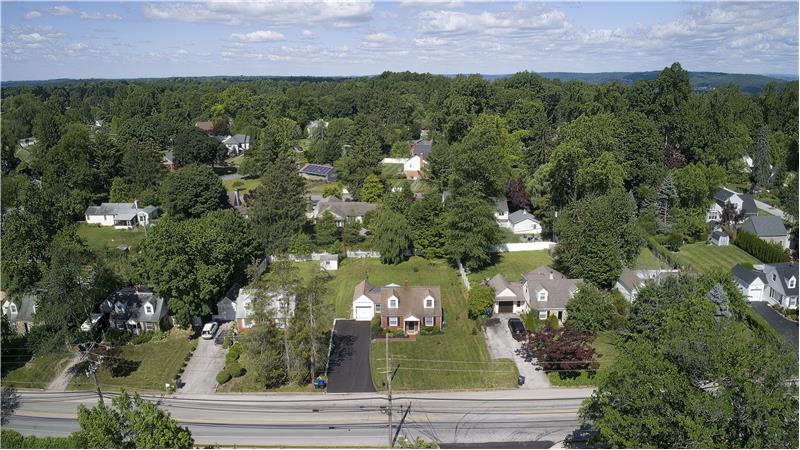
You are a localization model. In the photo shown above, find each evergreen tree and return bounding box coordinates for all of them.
[162,164,229,220]
[707,283,733,318]
[358,174,384,203]
[250,152,307,255]
[655,174,677,234]
[752,125,771,190]
[314,211,339,246]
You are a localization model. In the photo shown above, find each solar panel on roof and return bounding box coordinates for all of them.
[302,164,333,176]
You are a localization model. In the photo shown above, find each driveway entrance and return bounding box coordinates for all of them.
[484,315,549,388]
[327,320,375,393]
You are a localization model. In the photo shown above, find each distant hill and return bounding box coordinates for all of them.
[536,71,791,93]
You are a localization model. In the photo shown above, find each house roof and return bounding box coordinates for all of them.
[223,134,250,145]
[766,263,798,296]
[141,205,159,215]
[487,274,524,300]
[315,196,378,219]
[740,216,788,237]
[85,202,157,219]
[410,139,433,158]
[353,280,443,319]
[713,187,737,202]
[732,264,765,286]
[5,292,37,323]
[493,197,509,215]
[163,150,175,163]
[616,269,680,294]
[713,188,757,216]
[508,209,539,226]
[195,121,213,132]
[523,266,582,311]
[711,230,728,239]
[300,163,335,177]
[103,287,165,324]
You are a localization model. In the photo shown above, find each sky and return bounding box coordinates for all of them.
[1,1,798,81]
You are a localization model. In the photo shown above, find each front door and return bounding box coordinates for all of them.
[406,321,417,333]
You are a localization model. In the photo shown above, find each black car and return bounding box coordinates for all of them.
[507,318,526,340]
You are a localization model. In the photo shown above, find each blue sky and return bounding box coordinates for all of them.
[2,1,798,80]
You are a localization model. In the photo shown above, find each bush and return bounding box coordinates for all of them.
[420,326,442,336]
[1,429,87,449]
[371,316,383,337]
[665,232,684,252]
[226,362,245,378]
[226,342,242,366]
[644,233,683,269]
[388,329,406,338]
[216,370,232,385]
[546,314,560,330]
[102,328,131,345]
[130,331,154,345]
[734,230,791,263]
[222,336,232,348]
[520,310,543,332]
[467,285,495,319]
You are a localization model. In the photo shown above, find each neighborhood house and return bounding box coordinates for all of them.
[1,291,37,334]
[308,196,379,227]
[215,134,251,156]
[614,268,681,302]
[101,287,168,335]
[351,280,443,334]
[706,187,757,222]
[216,286,296,331]
[487,266,582,321]
[739,216,789,249]
[299,163,336,182]
[732,263,798,309]
[85,200,159,229]
[403,155,426,180]
[506,210,542,236]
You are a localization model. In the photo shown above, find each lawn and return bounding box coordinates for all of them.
[381,163,404,179]
[326,257,517,391]
[217,352,316,393]
[547,330,619,387]
[222,177,261,192]
[467,251,553,285]
[632,246,668,269]
[69,331,196,393]
[76,223,146,252]
[673,242,760,274]
[1,352,73,389]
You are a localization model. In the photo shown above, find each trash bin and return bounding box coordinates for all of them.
[517,375,525,386]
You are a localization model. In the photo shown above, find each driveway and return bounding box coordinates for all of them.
[327,320,375,393]
[751,302,799,351]
[178,322,230,394]
[484,315,549,388]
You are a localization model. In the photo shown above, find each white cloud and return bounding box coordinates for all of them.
[47,6,77,16]
[365,32,392,42]
[230,30,286,43]
[24,11,42,20]
[143,1,374,27]
[19,33,50,43]
[68,42,88,51]
[301,29,316,38]
[79,12,123,21]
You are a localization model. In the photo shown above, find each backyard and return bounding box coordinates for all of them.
[673,242,760,274]
[69,330,196,393]
[222,177,261,193]
[324,257,517,391]
[633,246,669,269]
[467,251,553,285]
[76,223,146,252]
[1,352,73,389]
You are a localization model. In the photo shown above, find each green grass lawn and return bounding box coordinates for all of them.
[467,251,553,285]
[1,352,72,389]
[76,223,146,252]
[674,242,760,274]
[222,177,261,192]
[325,257,517,391]
[69,331,196,393]
[217,351,317,393]
[381,163,404,179]
[632,246,668,269]
[548,330,619,387]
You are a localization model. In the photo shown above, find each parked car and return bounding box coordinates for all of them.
[201,322,219,339]
[507,318,526,341]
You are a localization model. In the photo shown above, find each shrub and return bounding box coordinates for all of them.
[371,316,383,337]
[420,326,442,335]
[1,429,87,449]
[226,342,242,366]
[467,285,495,319]
[388,329,406,338]
[734,230,791,263]
[546,314,560,330]
[643,233,683,269]
[226,362,245,378]
[130,330,156,345]
[521,310,543,332]
[102,328,131,345]
[222,336,232,348]
[665,232,684,252]
[216,370,232,385]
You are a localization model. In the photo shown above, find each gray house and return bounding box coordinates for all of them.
[487,266,582,322]
[732,263,797,309]
[614,269,681,302]
[740,216,789,249]
[309,196,379,227]
[1,292,38,334]
[101,287,169,335]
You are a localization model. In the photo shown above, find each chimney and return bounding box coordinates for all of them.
[549,271,554,280]
[133,199,139,209]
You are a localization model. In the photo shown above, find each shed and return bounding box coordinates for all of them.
[710,230,730,246]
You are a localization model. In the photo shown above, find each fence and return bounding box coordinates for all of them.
[491,242,555,252]
[346,250,381,259]
[380,158,408,164]
[269,252,339,263]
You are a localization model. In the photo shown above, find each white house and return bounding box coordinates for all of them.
[403,155,426,180]
[507,210,542,236]
[614,269,681,302]
[215,134,251,156]
[732,263,798,308]
[229,288,296,332]
[308,196,379,227]
[494,197,509,226]
[17,137,37,149]
[84,201,159,229]
[487,267,582,322]
[706,187,757,223]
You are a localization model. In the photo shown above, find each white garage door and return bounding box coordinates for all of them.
[749,287,763,302]
[355,306,373,321]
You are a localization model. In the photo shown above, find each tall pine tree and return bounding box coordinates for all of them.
[250,151,307,255]
[752,125,771,191]
[655,174,677,234]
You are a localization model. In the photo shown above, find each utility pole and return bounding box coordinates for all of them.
[82,343,104,402]
[392,403,412,447]
[88,363,103,402]
[386,332,392,449]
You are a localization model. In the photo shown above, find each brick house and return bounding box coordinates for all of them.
[351,280,442,334]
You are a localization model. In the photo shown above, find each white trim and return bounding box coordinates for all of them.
[405,315,419,322]
[538,311,547,320]
[424,316,434,327]
[424,296,434,308]
[388,296,398,308]
[388,316,399,327]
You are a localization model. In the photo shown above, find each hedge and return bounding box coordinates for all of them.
[644,233,684,269]
[226,362,245,378]
[733,230,790,263]
[0,430,87,449]
[216,370,232,385]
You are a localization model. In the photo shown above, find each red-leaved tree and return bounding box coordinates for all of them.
[525,325,599,376]
[506,178,531,212]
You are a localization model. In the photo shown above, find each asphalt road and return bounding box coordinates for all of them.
[751,302,799,351]
[327,319,375,393]
[6,389,593,447]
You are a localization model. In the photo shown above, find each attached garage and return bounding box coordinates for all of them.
[498,301,514,313]
[352,295,375,321]
[355,306,373,321]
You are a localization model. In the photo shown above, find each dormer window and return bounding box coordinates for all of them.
[537,290,547,302]
[424,296,434,308]
[772,274,777,282]
[115,302,125,313]
[9,303,17,314]
[388,296,398,309]
[144,303,154,315]
[789,277,796,289]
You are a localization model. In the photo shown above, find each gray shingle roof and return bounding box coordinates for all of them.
[508,209,538,226]
[487,274,524,300]
[103,287,165,324]
[740,216,788,237]
[732,264,765,286]
[315,197,378,219]
[353,280,442,320]
[411,139,432,158]
[523,266,582,310]
[6,293,37,323]
[769,262,798,296]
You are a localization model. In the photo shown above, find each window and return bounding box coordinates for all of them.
[144,304,154,315]
[9,303,17,314]
[789,278,796,289]
[389,297,398,308]
[388,316,399,327]
[375,303,381,313]
[557,311,563,320]
[537,291,547,302]
[516,301,521,307]
[789,297,797,308]
[144,322,155,331]
[772,274,777,282]
[538,311,547,320]
[424,297,434,308]
[425,316,434,327]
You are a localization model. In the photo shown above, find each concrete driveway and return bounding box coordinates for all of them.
[484,315,549,388]
[178,322,230,394]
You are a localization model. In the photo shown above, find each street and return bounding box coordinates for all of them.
[6,388,593,447]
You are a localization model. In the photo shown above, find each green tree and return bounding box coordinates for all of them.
[335,128,383,194]
[752,125,771,190]
[444,186,503,270]
[408,194,447,259]
[133,210,259,326]
[173,127,226,167]
[249,151,307,255]
[31,106,61,150]
[162,164,229,220]
[0,210,49,294]
[288,273,333,383]
[371,209,412,264]
[121,138,166,198]
[467,285,495,319]
[655,174,678,234]
[314,211,339,246]
[358,174,384,203]
[108,177,134,203]
[288,233,313,255]
[565,283,625,334]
